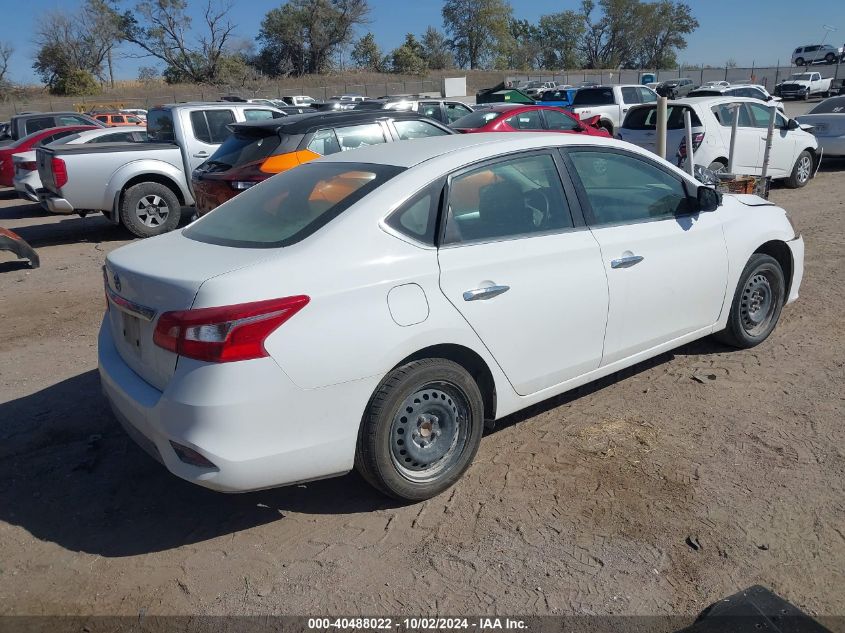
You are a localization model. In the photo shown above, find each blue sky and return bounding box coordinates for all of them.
[3,0,845,83]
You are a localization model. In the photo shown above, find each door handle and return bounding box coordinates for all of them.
[610,255,644,269]
[463,285,510,301]
[193,151,209,158]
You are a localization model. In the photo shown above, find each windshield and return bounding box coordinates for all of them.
[572,88,615,106]
[184,162,404,248]
[687,90,722,97]
[808,96,845,114]
[449,110,502,128]
[203,130,282,170]
[788,74,814,81]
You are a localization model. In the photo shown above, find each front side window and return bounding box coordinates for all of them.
[393,119,450,140]
[638,87,658,103]
[712,103,752,127]
[334,123,386,151]
[184,162,404,248]
[504,110,543,130]
[306,128,342,155]
[112,115,126,123]
[746,102,779,128]
[444,153,573,245]
[419,102,442,120]
[542,109,580,131]
[25,117,55,135]
[568,150,691,225]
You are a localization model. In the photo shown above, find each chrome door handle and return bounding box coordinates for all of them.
[610,255,644,269]
[193,151,209,158]
[463,285,510,301]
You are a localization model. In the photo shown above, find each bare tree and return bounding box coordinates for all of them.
[0,42,12,84]
[118,0,236,83]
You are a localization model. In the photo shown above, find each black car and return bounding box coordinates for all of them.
[191,110,455,214]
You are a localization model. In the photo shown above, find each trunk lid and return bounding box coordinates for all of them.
[36,147,58,193]
[104,231,276,390]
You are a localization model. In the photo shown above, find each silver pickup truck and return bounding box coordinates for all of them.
[37,102,283,237]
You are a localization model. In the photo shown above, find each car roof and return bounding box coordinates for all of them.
[319,132,626,169]
[228,110,436,134]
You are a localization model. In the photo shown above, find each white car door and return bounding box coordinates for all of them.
[563,148,729,366]
[711,102,760,173]
[437,152,609,396]
[745,102,795,177]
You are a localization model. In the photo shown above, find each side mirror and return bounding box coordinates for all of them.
[697,185,722,212]
[787,118,800,130]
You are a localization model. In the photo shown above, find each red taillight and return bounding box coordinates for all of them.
[678,132,705,158]
[19,161,37,171]
[153,296,310,363]
[52,157,68,188]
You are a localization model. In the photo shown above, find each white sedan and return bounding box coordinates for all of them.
[99,133,804,501]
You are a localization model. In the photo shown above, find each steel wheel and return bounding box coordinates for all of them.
[796,154,812,185]
[389,381,471,483]
[739,270,781,338]
[135,194,170,228]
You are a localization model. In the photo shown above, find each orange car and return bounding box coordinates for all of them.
[191,110,454,215]
[92,113,145,127]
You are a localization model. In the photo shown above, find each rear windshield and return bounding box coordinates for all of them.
[687,90,722,97]
[624,106,702,130]
[204,130,282,170]
[183,162,404,248]
[449,110,501,129]
[572,88,615,106]
[808,96,845,114]
[146,109,175,142]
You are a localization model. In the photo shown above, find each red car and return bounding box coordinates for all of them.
[0,125,98,187]
[449,104,609,137]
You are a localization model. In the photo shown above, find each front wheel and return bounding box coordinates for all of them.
[825,53,835,64]
[715,254,785,349]
[355,359,484,501]
[786,150,813,188]
[795,57,805,66]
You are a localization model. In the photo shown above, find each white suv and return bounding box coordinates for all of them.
[791,44,843,66]
[618,96,818,188]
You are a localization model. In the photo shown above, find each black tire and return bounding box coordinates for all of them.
[786,150,813,188]
[795,57,805,66]
[355,359,484,501]
[119,182,181,238]
[715,254,785,349]
[599,121,613,135]
[825,53,835,64]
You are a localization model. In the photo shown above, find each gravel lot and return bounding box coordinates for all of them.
[0,103,843,621]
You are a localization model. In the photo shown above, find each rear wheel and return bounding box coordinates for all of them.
[795,57,805,66]
[355,359,484,501]
[786,150,813,188]
[119,182,181,238]
[598,121,613,135]
[825,53,836,64]
[716,254,785,349]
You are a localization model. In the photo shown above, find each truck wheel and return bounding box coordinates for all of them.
[795,57,804,66]
[786,151,813,189]
[119,182,181,238]
[825,53,835,64]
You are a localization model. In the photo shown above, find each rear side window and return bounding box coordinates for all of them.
[244,109,282,121]
[184,162,404,248]
[446,102,472,123]
[147,109,175,142]
[393,119,450,140]
[307,129,342,155]
[205,131,282,169]
[543,109,580,131]
[385,181,443,245]
[504,110,543,130]
[190,109,235,143]
[57,115,91,126]
[112,115,126,123]
[25,117,56,135]
[334,123,386,151]
[572,88,615,106]
[621,87,641,104]
[624,106,702,130]
[35,128,79,147]
[712,103,752,127]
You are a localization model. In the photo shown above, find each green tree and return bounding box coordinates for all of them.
[255,0,370,77]
[390,34,427,74]
[632,0,697,68]
[538,11,586,69]
[54,69,100,96]
[351,33,384,71]
[421,26,453,70]
[442,0,512,69]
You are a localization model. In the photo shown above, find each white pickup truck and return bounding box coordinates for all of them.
[36,102,283,237]
[775,72,834,100]
[567,84,659,135]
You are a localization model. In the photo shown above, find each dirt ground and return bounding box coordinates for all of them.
[0,157,843,623]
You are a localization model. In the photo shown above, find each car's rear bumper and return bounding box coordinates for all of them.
[786,235,804,305]
[37,191,75,214]
[98,316,375,492]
